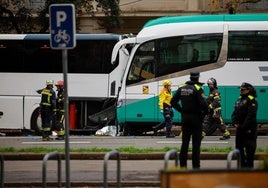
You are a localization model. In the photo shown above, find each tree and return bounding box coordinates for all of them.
[0,0,121,34]
[0,0,35,33]
[225,0,262,14]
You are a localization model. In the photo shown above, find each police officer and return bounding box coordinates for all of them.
[39,80,56,141]
[152,80,175,138]
[232,82,258,168]
[54,80,65,140]
[202,77,230,140]
[171,71,208,169]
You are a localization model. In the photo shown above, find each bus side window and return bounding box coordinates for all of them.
[210,50,216,62]
[191,49,199,63]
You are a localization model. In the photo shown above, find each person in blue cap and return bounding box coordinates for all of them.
[232,82,258,168]
[171,71,208,169]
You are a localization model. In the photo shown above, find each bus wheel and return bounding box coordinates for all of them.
[31,108,42,136]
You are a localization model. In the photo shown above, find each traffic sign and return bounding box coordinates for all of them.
[49,4,76,49]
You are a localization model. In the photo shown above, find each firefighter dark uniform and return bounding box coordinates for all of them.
[232,82,258,168]
[40,80,56,141]
[171,71,208,169]
[54,80,65,140]
[152,80,175,138]
[202,78,230,140]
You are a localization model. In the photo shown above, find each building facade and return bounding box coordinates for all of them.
[2,0,268,34]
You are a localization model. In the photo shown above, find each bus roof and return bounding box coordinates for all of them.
[0,33,122,40]
[143,14,268,28]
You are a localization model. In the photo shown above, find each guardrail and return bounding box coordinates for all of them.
[160,149,268,188]
[42,151,62,188]
[0,155,4,188]
[227,149,241,169]
[164,149,178,169]
[103,150,121,188]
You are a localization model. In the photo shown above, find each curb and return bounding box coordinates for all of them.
[2,152,268,160]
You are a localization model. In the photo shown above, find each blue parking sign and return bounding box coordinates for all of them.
[49,4,76,49]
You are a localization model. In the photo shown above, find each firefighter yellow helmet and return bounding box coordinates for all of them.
[162,80,171,86]
[46,80,54,86]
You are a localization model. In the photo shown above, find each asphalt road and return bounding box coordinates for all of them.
[1,135,267,187]
[0,135,267,150]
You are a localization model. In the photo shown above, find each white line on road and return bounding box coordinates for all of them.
[22,141,91,144]
[157,141,229,144]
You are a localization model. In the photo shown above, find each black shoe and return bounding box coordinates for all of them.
[166,133,175,138]
[219,135,230,140]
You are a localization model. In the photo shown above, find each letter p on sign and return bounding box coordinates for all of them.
[56,11,67,27]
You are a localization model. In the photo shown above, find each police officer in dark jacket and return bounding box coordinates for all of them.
[39,80,56,141]
[232,82,258,168]
[171,71,208,169]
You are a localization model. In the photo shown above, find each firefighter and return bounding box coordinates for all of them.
[54,80,65,140]
[171,71,208,169]
[39,80,56,141]
[202,77,230,140]
[232,82,258,168]
[152,79,175,138]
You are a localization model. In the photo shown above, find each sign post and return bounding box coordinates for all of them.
[49,4,76,188]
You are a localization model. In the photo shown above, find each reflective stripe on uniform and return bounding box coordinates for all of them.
[194,84,201,90]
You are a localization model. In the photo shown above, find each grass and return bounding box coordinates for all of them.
[0,146,267,153]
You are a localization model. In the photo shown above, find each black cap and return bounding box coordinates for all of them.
[240,82,253,89]
[190,71,200,78]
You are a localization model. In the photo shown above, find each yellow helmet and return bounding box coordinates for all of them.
[162,80,171,86]
[46,80,54,86]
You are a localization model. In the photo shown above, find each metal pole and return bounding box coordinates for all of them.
[227,149,241,169]
[62,49,70,188]
[164,149,178,169]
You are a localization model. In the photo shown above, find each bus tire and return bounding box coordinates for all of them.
[31,108,42,136]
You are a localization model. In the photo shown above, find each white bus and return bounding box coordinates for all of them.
[0,33,131,135]
[113,14,268,136]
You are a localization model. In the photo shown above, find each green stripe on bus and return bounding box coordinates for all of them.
[143,14,268,28]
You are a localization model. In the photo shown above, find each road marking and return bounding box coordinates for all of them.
[22,141,91,144]
[157,141,229,144]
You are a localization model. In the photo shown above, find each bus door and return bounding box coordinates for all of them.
[109,44,133,97]
[123,39,158,123]
[124,90,157,123]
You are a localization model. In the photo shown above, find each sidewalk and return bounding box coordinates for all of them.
[2,155,264,187]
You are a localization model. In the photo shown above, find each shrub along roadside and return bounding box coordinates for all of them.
[0,146,267,153]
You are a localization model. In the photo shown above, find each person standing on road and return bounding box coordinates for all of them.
[171,71,208,169]
[152,79,175,138]
[39,80,56,141]
[54,80,65,140]
[232,82,258,168]
[202,77,230,140]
